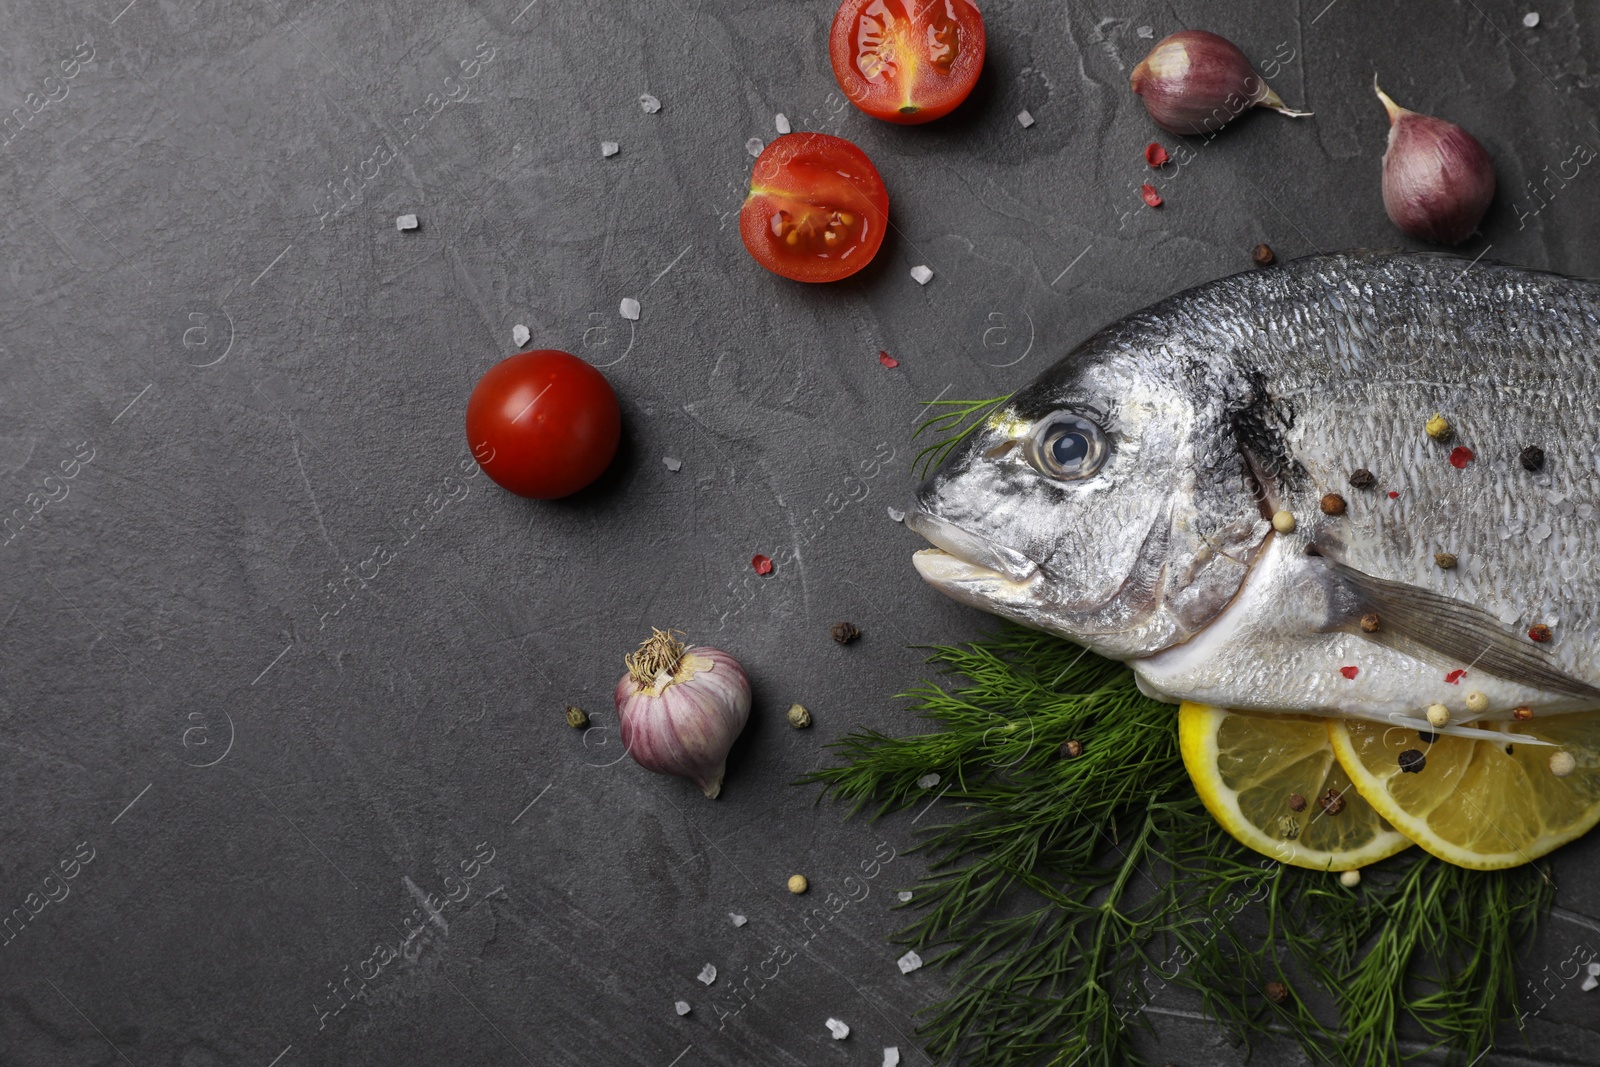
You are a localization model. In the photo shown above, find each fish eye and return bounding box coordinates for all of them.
[1024,412,1107,481]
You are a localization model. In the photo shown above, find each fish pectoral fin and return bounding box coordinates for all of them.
[1322,561,1600,700]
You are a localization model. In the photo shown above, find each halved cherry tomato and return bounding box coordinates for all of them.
[739,133,889,284]
[829,0,986,124]
[465,349,620,499]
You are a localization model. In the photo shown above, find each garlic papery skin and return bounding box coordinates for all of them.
[615,629,751,799]
[1130,30,1310,136]
[1376,79,1495,245]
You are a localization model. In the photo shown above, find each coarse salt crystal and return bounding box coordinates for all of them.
[917,773,940,789]
[1581,504,1596,519]
[512,324,531,346]
[664,457,683,472]
[1137,25,1154,38]
[775,113,791,134]
[675,1000,691,1015]
[395,213,419,231]
[729,912,747,926]
[1588,961,1600,976]
[640,93,661,113]
[897,950,923,974]
[601,141,620,157]
[1547,490,1565,505]
[1584,974,1599,992]
[746,137,765,158]
[697,963,717,985]
[826,1018,850,1040]
[910,264,934,285]
[1017,110,1035,128]
[1531,522,1552,542]
[883,1049,901,1067]
[897,891,913,902]
[620,297,641,320]
[1523,11,1540,27]
[887,507,905,523]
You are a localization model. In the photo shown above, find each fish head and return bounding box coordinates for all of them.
[909,332,1269,659]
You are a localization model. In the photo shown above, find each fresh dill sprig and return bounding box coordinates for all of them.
[803,625,1553,1066]
[912,395,1013,479]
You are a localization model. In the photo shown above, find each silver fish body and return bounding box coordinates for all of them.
[909,251,1600,733]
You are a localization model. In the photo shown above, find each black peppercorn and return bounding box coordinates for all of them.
[1349,468,1376,489]
[830,621,861,645]
[1520,445,1545,472]
[1287,792,1307,812]
[1265,981,1290,1004]
[1060,738,1084,759]
[1253,243,1276,266]
[1398,749,1426,774]
[1319,789,1346,816]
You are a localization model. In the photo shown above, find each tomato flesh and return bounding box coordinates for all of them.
[740,133,889,283]
[829,0,986,124]
[465,349,620,499]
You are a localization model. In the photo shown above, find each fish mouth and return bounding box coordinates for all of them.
[906,511,1041,585]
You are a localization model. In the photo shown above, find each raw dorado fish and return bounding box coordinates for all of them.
[909,252,1600,742]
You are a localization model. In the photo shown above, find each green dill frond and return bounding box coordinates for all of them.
[803,624,1554,1066]
[911,394,1013,479]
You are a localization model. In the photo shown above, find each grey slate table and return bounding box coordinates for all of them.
[3,0,1599,1064]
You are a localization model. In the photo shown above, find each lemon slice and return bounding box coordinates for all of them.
[1328,712,1600,870]
[1178,702,1413,871]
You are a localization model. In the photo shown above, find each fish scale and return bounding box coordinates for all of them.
[909,251,1600,721]
[1257,263,1600,685]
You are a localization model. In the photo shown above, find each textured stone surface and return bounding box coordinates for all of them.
[1,1,1598,1064]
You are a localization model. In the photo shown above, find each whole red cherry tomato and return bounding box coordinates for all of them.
[739,133,889,284]
[829,0,986,124]
[465,350,620,499]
